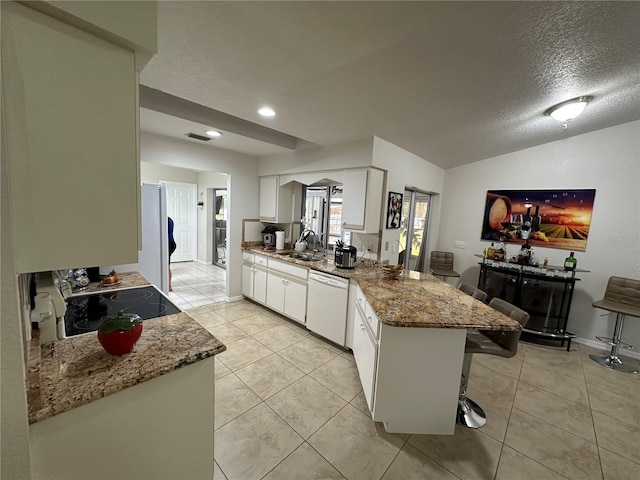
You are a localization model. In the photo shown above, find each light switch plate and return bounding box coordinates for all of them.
[454,240,466,249]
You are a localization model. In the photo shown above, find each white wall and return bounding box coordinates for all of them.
[140,132,259,299]
[438,121,640,350]
[372,136,446,265]
[141,162,199,184]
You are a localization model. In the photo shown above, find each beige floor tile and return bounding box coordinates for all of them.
[207,322,248,345]
[235,353,304,400]
[599,447,640,480]
[466,362,518,441]
[308,404,406,480]
[588,382,640,427]
[214,374,261,429]
[215,403,303,480]
[253,324,307,352]
[216,336,274,371]
[214,301,264,321]
[349,391,371,418]
[262,443,345,480]
[266,376,347,439]
[214,357,232,380]
[278,337,339,373]
[232,312,282,335]
[214,460,228,480]
[592,410,640,464]
[513,382,596,443]
[409,426,502,480]
[522,343,584,379]
[582,355,640,398]
[306,333,349,354]
[309,355,363,401]
[505,409,602,480]
[519,360,589,404]
[495,446,568,480]
[472,348,524,380]
[381,443,459,480]
[190,310,228,329]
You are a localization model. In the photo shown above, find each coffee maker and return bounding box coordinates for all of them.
[261,226,278,248]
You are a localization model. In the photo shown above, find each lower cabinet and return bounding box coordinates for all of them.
[351,286,467,435]
[242,253,268,304]
[266,271,307,324]
[352,301,377,411]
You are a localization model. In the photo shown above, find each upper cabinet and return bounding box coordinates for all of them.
[2,2,149,272]
[259,176,293,223]
[342,169,384,233]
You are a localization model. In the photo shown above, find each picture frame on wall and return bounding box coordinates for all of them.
[480,188,596,251]
[386,191,403,229]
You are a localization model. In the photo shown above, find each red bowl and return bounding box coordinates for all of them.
[97,323,143,355]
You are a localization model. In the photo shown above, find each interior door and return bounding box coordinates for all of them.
[161,181,197,262]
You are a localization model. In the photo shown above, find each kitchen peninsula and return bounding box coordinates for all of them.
[242,247,520,434]
[27,272,225,480]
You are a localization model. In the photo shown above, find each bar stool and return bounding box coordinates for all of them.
[429,251,460,281]
[590,276,640,373]
[458,282,488,302]
[457,297,529,428]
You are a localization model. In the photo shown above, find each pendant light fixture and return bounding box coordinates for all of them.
[544,96,593,122]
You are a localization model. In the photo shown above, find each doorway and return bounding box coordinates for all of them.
[399,189,432,272]
[161,180,197,262]
[212,189,227,268]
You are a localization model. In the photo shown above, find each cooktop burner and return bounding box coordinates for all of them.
[64,286,181,337]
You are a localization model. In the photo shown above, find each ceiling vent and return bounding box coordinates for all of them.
[185,132,211,141]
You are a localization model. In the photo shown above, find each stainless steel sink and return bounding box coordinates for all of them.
[279,252,323,262]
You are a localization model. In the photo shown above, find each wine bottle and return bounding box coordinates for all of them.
[531,205,541,232]
[564,252,577,270]
[521,207,532,240]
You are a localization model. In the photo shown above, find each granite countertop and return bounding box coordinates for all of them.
[27,272,226,424]
[243,246,519,331]
[69,270,150,295]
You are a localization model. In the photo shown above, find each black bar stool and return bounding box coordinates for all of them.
[590,276,640,374]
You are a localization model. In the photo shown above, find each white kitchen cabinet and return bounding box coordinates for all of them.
[242,253,267,304]
[2,2,141,273]
[351,286,466,435]
[341,169,384,233]
[30,358,215,480]
[259,176,293,223]
[266,258,308,324]
[352,300,378,411]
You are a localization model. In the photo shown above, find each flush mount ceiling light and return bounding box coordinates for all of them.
[205,130,222,138]
[258,107,276,118]
[544,96,593,122]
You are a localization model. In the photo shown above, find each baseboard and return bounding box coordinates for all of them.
[573,336,640,360]
[226,295,244,303]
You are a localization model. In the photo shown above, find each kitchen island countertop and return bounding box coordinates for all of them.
[243,247,519,332]
[27,273,226,424]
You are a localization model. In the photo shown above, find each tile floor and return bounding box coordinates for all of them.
[176,262,640,480]
[168,260,228,309]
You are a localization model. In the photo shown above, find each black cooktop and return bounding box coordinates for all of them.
[64,286,181,337]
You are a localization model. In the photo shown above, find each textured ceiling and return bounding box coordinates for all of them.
[140,1,640,169]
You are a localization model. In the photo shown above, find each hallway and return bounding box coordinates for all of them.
[167,261,227,310]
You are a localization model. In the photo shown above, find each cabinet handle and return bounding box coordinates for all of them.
[359,322,365,331]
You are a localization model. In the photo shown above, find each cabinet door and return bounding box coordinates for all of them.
[242,264,254,298]
[352,306,377,411]
[342,170,368,230]
[284,280,307,324]
[259,176,278,222]
[253,268,268,305]
[2,3,139,273]
[266,272,286,313]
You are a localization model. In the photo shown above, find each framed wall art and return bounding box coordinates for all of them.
[386,191,403,229]
[480,189,596,251]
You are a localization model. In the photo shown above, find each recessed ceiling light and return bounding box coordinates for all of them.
[544,96,593,122]
[205,130,222,138]
[258,107,276,118]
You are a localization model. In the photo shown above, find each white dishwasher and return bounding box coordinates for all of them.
[306,271,349,346]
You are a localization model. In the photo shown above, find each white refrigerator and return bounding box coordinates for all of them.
[103,183,169,294]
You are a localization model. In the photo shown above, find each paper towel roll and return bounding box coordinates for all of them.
[275,231,285,250]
